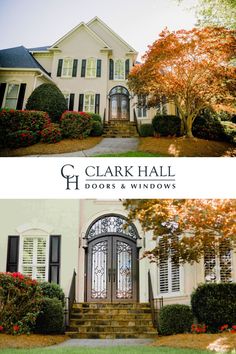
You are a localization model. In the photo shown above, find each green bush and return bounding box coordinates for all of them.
[159,304,193,335]
[90,120,103,136]
[26,83,67,122]
[89,113,102,123]
[60,111,92,139]
[7,130,38,148]
[39,281,65,305]
[0,272,42,334]
[41,124,62,144]
[139,123,154,137]
[192,111,226,141]
[35,297,64,334]
[152,115,181,137]
[221,121,236,144]
[191,283,236,332]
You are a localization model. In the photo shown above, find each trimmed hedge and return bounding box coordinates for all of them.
[89,113,102,123]
[41,124,62,144]
[90,120,103,136]
[39,282,65,305]
[152,115,181,137]
[7,130,37,148]
[159,304,193,335]
[191,283,236,332]
[60,111,92,139]
[139,123,154,137]
[35,297,64,334]
[192,111,226,141]
[26,83,67,122]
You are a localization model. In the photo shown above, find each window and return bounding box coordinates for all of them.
[137,95,147,117]
[63,93,70,108]
[4,84,20,109]
[62,58,73,77]
[20,235,49,281]
[159,237,181,295]
[84,92,95,113]
[204,240,232,283]
[157,97,167,115]
[86,58,96,78]
[114,59,125,80]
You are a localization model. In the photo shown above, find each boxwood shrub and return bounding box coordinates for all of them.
[60,111,92,139]
[192,111,226,141]
[35,297,64,334]
[152,115,181,137]
[89,113,102,123]
[90,120,103,136]
[159,304,193,335]
[39,281,65,305]
[139,123,154,137]
[191,283,236,332]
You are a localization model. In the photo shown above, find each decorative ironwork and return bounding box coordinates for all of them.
[110,86,129,96]
[91,241,108,299]
[87,215,138,240]
[116,241,132,299]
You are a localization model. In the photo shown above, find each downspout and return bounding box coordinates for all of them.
[33,72,43,89]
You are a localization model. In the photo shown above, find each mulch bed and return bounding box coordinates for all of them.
[0,334,69,349]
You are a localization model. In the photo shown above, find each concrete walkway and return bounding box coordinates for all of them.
[48,338,154,348]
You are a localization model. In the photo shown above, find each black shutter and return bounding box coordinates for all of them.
[78,94,84,111]
[72,59,78,77]
[109,59,114,80]
[125,59,130,79]
[81,59,86,77]
[0,83,6,107]
[96,59,102,77]
[69,93,75,111]
[95,94,100,114]
[49,235,61,284]
[16,83,26,110]
[6,236,19,272]
[57,59,63,77]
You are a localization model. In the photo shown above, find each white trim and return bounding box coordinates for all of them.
[84,91,96,113]
[85,57,97,78]
[2,83,20,109]
[16,222,54,234]
[0,68,54,83]
[114,59,125,81]
[61,57,73,78]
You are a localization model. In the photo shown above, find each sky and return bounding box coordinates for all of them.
[0,0,197,59]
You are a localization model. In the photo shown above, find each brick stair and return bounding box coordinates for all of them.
[103,121,139,138]
[66,302,157,339]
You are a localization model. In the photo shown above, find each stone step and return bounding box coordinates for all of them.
[73,302,151,309]
[72,309,152,316]
[68,325,156,333]
[70,313,153,320]
[69,319,153,326]
[66,331,157,339]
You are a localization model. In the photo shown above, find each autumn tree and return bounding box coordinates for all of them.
[128,27,236,137]
[123,199,236,264]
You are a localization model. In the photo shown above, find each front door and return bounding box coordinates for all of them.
[110,94,130,120]
[87,235,138,302]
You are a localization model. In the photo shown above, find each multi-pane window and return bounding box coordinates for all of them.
[159,237,181,295]
[137,95,147,117]
[114,59,125,80]
[62,58,73,77]
[63,93,70,109]
[204,240,232,283]
[86,58,96,78]
[20,236,48,281]
[84,92,95,113]
[4,84,20,109]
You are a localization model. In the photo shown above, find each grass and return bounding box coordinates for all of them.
[0,137,102,156]
[95,151,164,157]
[0,346,210,354]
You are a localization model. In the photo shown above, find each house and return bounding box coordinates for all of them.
[0,17,176,132]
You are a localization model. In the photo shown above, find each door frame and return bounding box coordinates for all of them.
[108,86,130,121]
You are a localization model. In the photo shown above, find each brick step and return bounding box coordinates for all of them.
[66,331,157,339]
[67,325,156,333]
[70,319,153,326]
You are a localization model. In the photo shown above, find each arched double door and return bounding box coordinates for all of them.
[109,86,130,121]
[85,214,139,302]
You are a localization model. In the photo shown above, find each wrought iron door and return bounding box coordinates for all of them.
[109,86,130,120]
[87,236,137,302]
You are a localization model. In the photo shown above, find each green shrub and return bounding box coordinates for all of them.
[35,297,64,334]
[192,111,226,141]
[159,304,193,335]
[152,115,181,136]
[90,120,103,136]
[26,83,67,122]
[89,113,102,123]
[191,283,236,332]
[0,272,42,334]
[139,123,154,137]
[41,124,62,144]
[60,111,92,139]
[39,282,65,305]
[221,121,236,144]
[7,130,37,148]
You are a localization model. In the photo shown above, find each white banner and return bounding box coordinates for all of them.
[0,157,235,199]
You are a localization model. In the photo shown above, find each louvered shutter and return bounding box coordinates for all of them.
[204,248,217,283]
[159,238,169,293]
[125,59,130,79]
[16,83,26,110]
[57,59,63,77]
[6,236,19,272]
[81,59,86,77]
[0,83,6,107]
[69,93,75,111]
[95,94,100,114]
[49,235,61,284]
[109,59,114,80]
[72,59,78,77]
[78,94,84,111]
[219,240,232,282]
[22,236,47,281]
[96,59,102,77]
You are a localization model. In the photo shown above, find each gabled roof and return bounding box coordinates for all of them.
[87,17,138,54]
[28,46,51,52]
[0,45,50,75]
[49,22,111,50]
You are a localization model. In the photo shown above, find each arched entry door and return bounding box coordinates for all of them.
[85,214,139,302]
[109,86,130,120]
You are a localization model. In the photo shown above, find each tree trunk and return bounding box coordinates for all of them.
[186,119,194,138]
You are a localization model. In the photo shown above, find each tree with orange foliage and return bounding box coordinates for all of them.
[128,27,236,137]
[123,199,236,264]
